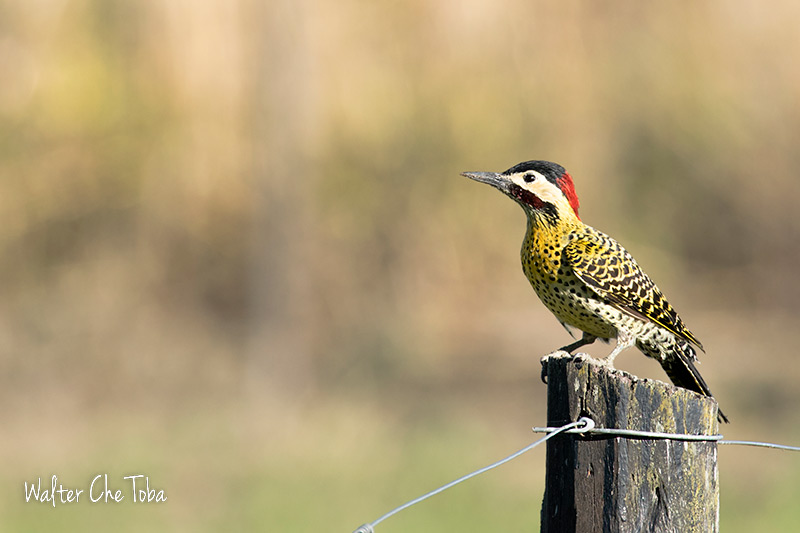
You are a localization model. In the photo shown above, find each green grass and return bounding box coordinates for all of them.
[2,402,798,532]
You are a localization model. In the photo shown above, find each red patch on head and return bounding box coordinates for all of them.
[556,172,580,219]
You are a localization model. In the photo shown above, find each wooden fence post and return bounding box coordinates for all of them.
[540,353,719,533]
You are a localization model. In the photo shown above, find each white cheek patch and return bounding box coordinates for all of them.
[513,176,564,206]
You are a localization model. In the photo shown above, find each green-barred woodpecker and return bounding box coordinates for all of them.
[463,160,728,423]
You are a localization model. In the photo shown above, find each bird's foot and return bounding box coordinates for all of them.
[560,333,597,354]
[596,354,618,370]
[600,330,633,369]
[541,349,573,361]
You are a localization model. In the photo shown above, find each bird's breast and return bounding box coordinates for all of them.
[520,227,618,339]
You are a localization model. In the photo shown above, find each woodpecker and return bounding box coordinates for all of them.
[463,160,728,423]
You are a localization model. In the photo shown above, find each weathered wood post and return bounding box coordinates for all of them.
[540,353,719,533]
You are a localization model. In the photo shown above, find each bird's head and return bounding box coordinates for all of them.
[462,160,581,224]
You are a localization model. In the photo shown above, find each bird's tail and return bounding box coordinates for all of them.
[644,339,729,424]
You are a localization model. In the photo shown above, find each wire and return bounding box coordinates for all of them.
[353,416,800,532]
[533,419,723,441]
[534,418,800,450]
[719,440,800,452]
[352,418,591,533]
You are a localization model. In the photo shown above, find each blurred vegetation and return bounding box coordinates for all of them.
[1,0,800,530]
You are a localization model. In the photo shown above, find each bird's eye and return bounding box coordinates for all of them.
[523,173,536,183]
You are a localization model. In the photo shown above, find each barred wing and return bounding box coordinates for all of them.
[562,230,704,351]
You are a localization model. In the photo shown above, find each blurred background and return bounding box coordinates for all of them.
[2,0,800,531]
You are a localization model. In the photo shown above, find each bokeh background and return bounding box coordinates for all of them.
[2,1,800,531]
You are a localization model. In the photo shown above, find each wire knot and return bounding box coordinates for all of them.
[576,416,596,433]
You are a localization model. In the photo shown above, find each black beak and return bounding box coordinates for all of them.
[461,171,509,193]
